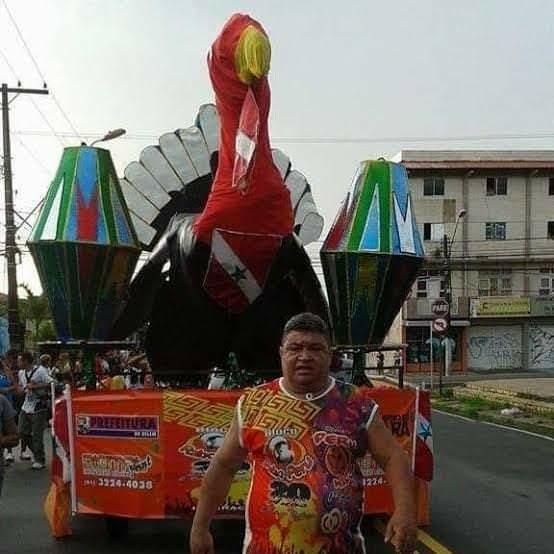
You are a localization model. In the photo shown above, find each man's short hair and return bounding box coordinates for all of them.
[40,354,52,366]
[282,313,331,344]
[20,351,34,364]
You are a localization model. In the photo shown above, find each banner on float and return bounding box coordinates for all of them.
[71,391,165,517]
[66,388,427,519]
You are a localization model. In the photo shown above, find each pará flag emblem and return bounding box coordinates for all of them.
[203,229,282,313]
[414,389,434,481]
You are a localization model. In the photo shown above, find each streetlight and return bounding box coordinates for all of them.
[450,208,467,252]
[89,128,126,147]
[441,208,467,385]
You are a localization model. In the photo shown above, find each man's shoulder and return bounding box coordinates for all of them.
[333,380,377,406]
[240,379,280,406]
[34,366,51,379]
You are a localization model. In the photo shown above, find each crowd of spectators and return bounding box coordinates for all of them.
[0,348,151,492]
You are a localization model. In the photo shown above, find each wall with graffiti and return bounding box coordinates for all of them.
[528,324,554,371]
[467,325,522,370]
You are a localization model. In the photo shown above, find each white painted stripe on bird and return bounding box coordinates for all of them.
[235,130,256,164]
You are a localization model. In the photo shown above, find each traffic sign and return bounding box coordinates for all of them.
[431,299,449,318]
[432,317,448,334]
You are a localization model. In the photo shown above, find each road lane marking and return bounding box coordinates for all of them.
[432,409,476,423]
[481,421,554,442]
[373,519,454,554]
[417,528,454,554]
[433,409,554,441]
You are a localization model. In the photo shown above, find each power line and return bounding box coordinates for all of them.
[271,132,554,145]
[0,0,46,83]
[12,134,51,175]
[1,0,82,142]
[0,39,66,148]
[26,96,66,147]
[10,128,554,145]
[0,46,20,82]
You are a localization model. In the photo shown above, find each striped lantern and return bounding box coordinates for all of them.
[28,146,141,341]
[320,160,425,347]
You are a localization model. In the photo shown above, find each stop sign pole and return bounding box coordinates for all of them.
[431,298,450,396]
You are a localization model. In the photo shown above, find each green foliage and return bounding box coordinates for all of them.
[37,320,56,342]
[18,283,53,346]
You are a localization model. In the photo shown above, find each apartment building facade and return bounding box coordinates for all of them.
[393,150,554,373]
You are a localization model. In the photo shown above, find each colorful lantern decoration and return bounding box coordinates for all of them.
[28,146,140,341]
[321,160,425,347]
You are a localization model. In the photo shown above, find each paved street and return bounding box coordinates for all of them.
[0,435,398,554]
[427,411,554,553]
[1,412,553,553]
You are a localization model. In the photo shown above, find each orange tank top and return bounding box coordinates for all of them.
[238,378,378,553]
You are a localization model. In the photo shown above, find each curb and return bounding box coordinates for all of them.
[453,387,554,416]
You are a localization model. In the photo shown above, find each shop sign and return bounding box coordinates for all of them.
[472,297,530,318]
[531,297,554,317]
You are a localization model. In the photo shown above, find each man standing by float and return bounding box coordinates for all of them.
[190,313,417,554]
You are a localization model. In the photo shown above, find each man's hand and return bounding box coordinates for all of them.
[384,509,417,553]
[189,525,214,554]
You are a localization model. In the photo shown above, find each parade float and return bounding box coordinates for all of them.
[34,13,433,538]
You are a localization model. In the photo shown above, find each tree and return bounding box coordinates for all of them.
[18,284,53,346]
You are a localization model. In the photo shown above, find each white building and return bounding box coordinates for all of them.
[393,150,554,373]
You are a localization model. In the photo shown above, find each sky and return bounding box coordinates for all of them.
[0,0,553,294]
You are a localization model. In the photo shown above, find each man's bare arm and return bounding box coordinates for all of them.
[191,413,247,530]
[368,413,417,552]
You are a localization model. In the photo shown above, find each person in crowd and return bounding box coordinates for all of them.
[377,351,385,375]
[0,358,17,463]
[51,352,73,386]
[18,352,53,470]
[0,394,18,495]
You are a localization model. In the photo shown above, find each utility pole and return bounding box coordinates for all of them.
[441,234,451,395]
[1,83,49,351]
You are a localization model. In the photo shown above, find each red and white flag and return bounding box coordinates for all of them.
[232,88,259,194]
[203,229,282,313]
[413,389,434,481]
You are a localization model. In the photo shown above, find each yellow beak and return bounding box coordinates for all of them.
[235,25,271,85]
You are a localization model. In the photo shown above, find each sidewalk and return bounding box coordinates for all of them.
[375,370,554,392]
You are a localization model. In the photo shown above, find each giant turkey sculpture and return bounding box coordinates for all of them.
[112,14,328,375]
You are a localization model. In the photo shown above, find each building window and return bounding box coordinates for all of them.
[416,279,427,298]
[485,222,506,240]
[423,222,444,241]
[415,270,445,298]
[539,267,554,296]
[478,269,512,297]
[549,177,554,196]
[423,177,445,196]
[486,177,508,196]
[548,222,554,240]
[539,277,554,296]
[407,327,460,365]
